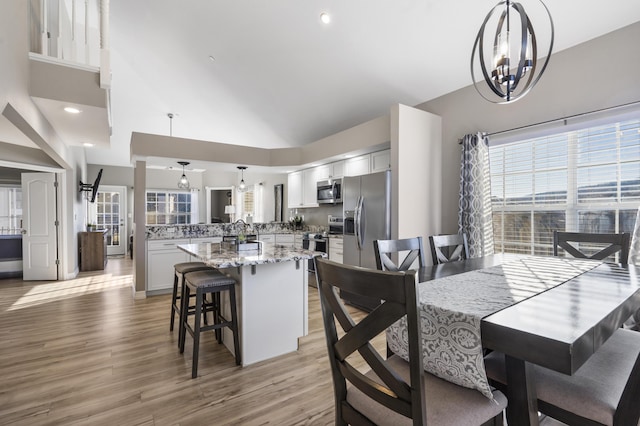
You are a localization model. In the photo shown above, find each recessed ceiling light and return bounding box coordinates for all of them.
[64,107,81,114]
[83,142,94,147]
[320,12,331,24]
[208,55,216,62]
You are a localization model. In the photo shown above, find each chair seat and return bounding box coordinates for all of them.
[185,270,236,289]
[348,354,507,425]
[484,329,640,426]
[174,262,211,275]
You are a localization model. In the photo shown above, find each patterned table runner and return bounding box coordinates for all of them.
[386,256,601,399]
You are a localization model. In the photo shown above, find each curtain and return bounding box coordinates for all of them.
[458,132,494,258]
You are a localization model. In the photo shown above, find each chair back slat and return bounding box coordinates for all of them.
[553,231,630,264]
[428,234,469,265]
[314,258,427,425]
[374,237,426,272]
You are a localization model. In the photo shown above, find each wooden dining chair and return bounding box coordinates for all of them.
[484,328,640,426]
[553,231,631,264]
[374,237,426,272]
[314,257,507,425]
[428,233,469,265]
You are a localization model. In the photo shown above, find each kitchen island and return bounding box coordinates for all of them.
[178,241,324,366]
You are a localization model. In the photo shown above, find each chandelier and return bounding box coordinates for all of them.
[471,0,554,103]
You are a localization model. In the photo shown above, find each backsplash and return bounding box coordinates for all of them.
[146,222,328,240]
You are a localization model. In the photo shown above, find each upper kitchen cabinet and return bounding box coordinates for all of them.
[331,161,345,178]
[287,168,320,208]
[371,149,391,172]
[302,168,319,207]
[314,164,332,181]
[287,171,303,209]
[344,154,371,176]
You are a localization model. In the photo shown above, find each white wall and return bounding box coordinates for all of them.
[417,22,640,233]
[391,105,442,246]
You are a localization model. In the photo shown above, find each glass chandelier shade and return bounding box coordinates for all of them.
[177,161,190,189]
[471,0,554,103]
[237,166,248,193]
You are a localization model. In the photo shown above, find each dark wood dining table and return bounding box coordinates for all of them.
[414,253,640,426]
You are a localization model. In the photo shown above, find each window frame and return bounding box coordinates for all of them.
[490,118,640,256]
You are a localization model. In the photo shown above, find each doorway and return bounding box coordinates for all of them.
[91,185,127,256]
[205,186,234,224]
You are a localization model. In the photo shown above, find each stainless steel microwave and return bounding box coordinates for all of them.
[317,178,342,204]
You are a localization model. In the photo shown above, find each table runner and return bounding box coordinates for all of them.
[386,256,601,398]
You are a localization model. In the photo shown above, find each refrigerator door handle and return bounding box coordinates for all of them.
[354,196,362,250]
[358,197,365,249]
[331,180,337,205]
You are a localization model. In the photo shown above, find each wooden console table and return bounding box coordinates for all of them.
[79,230,108,271]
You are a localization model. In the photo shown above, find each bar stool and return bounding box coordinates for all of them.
[180,269,241,378]
[171,262,212,336]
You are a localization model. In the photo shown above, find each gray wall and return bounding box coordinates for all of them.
[416,22,640,234]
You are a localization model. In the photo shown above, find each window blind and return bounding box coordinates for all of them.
[490,119,640,258]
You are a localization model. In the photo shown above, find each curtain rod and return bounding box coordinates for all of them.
[458,99,640,143]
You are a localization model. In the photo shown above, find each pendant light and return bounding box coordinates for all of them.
[177,161,190,189]
[470,0,554,103]
[237,166,248,193]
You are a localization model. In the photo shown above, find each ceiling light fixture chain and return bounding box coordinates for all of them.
[471,0,554,103]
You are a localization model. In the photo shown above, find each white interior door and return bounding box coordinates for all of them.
[92,185,126,256]
[21,172,58,281]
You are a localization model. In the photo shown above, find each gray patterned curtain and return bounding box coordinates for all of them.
[458,132,494,258]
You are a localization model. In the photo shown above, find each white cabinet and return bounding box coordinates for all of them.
[146,239,190,292]
[315,164,332,181]
[302,168,319,207]
[259,234,275,243]
[287,171,303,209]
[190,237,222,244]
[331,160,345,178]
[329,238,343,264]
[344,154,371,177]
[371,149,391,172]
[276,234,295,245]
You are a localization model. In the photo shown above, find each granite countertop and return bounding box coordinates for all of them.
[178,241,326,269]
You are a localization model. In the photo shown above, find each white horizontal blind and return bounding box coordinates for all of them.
[490,119,640,259]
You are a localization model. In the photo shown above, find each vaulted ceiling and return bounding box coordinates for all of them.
[18,1,640,171]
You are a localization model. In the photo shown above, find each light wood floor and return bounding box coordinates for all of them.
[0,258,381,425]
[0,258,563,426]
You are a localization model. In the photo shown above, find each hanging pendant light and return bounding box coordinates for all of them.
[471,0,554,103]
[177,161,190,189]
[237,166,248,193]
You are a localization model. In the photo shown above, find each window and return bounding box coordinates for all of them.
[236,184,264,222]
[146,191,193,225]
[490,119,640,257]
[0,186,22,232]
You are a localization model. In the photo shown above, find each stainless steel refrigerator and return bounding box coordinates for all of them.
[342,170,391,311]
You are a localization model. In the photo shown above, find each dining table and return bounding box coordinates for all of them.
[386,253,640,426]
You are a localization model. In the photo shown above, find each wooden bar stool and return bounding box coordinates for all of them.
[171,262,212,337]
[180,269,241,378]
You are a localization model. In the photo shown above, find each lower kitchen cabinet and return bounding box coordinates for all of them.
[275,234,295,245]
[146,239,190,292]
[329,238,343,264]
